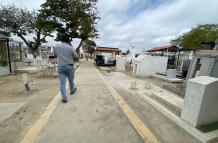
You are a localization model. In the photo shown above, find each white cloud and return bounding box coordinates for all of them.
[2,0,218,52]
[96,0,218,53]
[1,0,45,10]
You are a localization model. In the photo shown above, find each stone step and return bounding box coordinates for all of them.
[152,90,183,112]
[152,74,183,83]
[143,86,184,116]
[163,84,185,98]
[16,67,42,74]
[149,93,181,116]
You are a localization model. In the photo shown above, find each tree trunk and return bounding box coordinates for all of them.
[31,46,40,59]
[30,48,36,59]
[76,39,84,58]
[17,31,41,59]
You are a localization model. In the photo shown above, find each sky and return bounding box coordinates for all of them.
[1,0,218,53]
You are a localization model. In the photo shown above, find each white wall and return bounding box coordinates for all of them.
[133,55,168,76]
[199,57,214,76]
[150,56,168,74]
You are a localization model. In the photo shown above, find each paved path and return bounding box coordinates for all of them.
[101,70,200,143]
[35,61,143,143]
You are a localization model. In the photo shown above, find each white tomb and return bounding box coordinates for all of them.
[125,47,136,69]
[181,76,218,127]
[132,54,168,77]
[167,69,177,78]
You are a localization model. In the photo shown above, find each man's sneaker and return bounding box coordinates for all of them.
[70,87,77,95]
[61,99,67,103]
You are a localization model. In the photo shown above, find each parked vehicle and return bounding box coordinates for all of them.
[95,55,116,66]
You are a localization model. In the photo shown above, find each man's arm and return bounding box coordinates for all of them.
[72,48,79,60]
[53,46,57,58]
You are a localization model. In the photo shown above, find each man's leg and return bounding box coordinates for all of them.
[68,66,76,95]
[58,67,67,101]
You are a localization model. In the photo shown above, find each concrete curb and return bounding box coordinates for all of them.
[137,91,218,143]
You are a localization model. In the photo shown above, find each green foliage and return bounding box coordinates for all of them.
[172,24,218,50]
[82,39,96,54]
[39,0,100,44]
[0,61,7,67]
[0,31,10,37]
[0,4,52,56]
[0,4,33,37]
[0,1,100,57]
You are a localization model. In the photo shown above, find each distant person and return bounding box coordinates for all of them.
[54,35,78,103]
[85,53,89,61]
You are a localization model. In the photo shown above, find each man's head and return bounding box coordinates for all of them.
[61,35,70,43]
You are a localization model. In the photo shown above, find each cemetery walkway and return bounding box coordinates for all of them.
[22,60,144,143]
[20,60,200,143]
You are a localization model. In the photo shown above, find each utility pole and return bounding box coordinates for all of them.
[6,39,12,73]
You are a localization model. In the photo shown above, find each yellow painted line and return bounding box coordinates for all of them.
[95,68,160,143]
[20,66,81,143]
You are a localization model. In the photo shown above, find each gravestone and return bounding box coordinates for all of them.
[167,69,177,78]
[116,57,125,71]
[181,76,218,127]
[131,81,137,90]
[21,73,30,92]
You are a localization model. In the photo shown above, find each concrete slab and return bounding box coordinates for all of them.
[150,90,183,113]
[144,83,184,113]
[0,103,24,122]
[16,67,42,74]
[163,84,184,97]
[98,66,112,71]
[153,74,183,83]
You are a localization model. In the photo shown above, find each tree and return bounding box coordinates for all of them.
[39,0,99,55]
[171,24,218,50]
[82,39,96,54]
[0,4,52,58]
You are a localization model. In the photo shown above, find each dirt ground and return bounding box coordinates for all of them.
[0,73,60,143]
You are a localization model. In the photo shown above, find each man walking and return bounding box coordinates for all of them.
[54,35,78,103]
